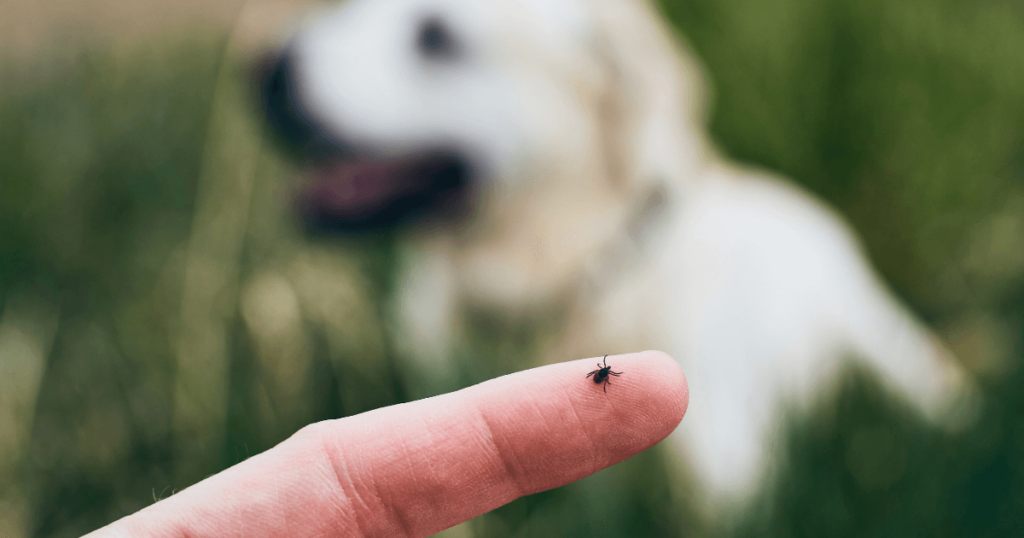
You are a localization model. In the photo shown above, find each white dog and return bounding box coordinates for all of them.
[261,0,979,510]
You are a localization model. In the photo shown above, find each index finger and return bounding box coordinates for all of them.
[89,350,688,538]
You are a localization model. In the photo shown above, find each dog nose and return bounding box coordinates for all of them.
[257,51,347,160]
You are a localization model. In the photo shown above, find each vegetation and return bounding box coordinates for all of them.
[0,0,1022,535]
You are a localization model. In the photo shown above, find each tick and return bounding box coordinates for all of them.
[586,355,622,393]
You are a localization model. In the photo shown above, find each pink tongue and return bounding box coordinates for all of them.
[301,159,424,217]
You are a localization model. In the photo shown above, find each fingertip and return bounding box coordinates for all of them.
[626,350,687,435]
[633,349,689,423]
[563,351,688,467]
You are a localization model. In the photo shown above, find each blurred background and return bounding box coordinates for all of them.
[1,0,1023,536]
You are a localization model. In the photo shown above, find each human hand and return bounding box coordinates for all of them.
[86,351,688,538]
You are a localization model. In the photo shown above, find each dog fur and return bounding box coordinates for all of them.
[263,0,979,509]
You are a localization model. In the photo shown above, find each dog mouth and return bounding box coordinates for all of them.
[295,151,472,233]
[257,51,473,232]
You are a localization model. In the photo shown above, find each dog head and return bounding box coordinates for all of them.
[261,0,711,303]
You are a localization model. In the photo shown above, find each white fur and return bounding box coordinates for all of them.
[284,0,979,510]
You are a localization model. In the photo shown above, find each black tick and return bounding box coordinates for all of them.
[586,355,622,393]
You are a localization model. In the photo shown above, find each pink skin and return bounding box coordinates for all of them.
[86,351,688,538]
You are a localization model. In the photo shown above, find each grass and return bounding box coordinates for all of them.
[0,0,1022,536]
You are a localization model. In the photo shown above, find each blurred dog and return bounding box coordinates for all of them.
[261,0,978,510]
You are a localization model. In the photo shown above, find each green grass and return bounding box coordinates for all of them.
[0,0,1022,536]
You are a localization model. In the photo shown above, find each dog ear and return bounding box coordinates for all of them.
[589,0,713,197]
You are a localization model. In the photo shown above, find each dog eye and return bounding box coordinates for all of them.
[417,17,459,60]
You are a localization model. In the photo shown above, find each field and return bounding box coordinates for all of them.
[1,0,1022,536]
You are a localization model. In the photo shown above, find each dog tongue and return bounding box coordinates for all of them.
[300,158,426,218]
[295,152,469,232]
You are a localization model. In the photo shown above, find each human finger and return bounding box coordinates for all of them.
[88,350,687,538]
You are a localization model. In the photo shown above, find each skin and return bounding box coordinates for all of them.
[86,350,688,538]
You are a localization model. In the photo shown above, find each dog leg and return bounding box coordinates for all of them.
[389,237,462,396]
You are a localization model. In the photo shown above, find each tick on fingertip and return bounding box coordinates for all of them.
[586,355,622,393]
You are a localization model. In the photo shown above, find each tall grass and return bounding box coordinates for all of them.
[0,0,1021,536]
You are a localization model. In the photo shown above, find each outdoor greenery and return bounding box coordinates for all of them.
[0,0,1022,536]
